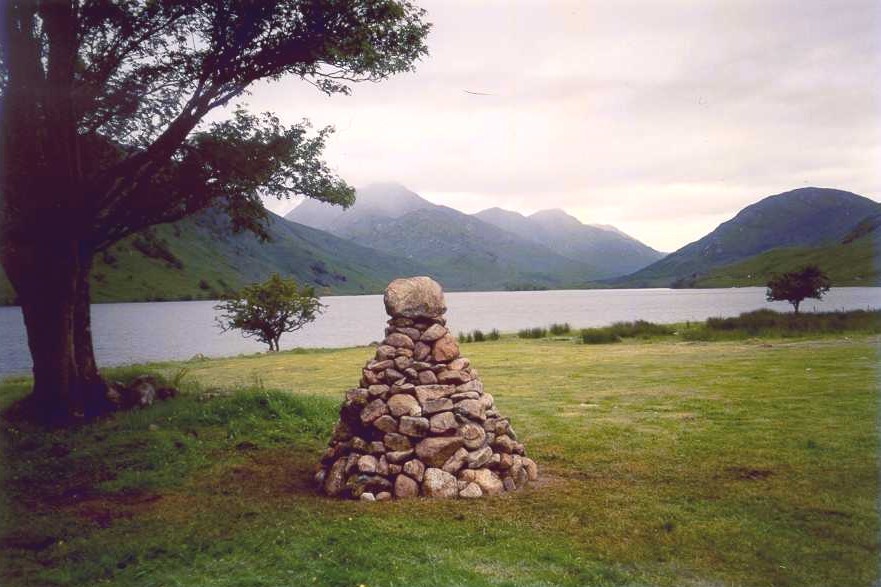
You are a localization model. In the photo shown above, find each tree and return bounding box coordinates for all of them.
[0,1,430,425]
[215,274,324,352]
[766,265,831,314]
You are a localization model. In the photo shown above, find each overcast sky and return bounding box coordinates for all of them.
[247,0,880,252]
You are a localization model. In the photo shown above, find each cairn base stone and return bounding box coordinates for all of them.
[315,276,538,500]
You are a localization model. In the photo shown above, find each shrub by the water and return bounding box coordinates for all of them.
[609,320,674,338]
[518,327,548,339]
[460,330,492,343]
[580,320,674,344]
[682,309,881,340]
[549,322,571,335]
[581,329,621,344]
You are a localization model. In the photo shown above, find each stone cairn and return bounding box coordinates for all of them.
[314,276,538,501]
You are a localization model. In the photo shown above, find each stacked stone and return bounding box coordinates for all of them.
[315,276,538,501]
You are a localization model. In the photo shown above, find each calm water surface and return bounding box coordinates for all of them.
[1,287,879,377]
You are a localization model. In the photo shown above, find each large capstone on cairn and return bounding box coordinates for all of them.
[315,276,538,500]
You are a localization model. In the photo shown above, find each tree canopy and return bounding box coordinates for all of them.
[0,0,430,425]
[766,265,831,314]
[215,273,324,351]
[1,0,430,244]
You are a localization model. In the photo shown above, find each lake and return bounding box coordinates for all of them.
[1,287,879,378]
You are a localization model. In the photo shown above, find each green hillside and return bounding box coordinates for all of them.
[688,219,880,288]
[615,187,881,288]
[0,210,426,305]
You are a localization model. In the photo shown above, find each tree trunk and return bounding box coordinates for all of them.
[2,239,107,426]
[73,246,109,417]
[793,300,800,315]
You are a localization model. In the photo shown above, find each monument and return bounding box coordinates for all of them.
[314,276,538,500]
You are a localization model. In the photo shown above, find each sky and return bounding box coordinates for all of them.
[246,0,881,252]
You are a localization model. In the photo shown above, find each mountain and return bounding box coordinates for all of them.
[0,208,427,305]
[286,182,433,235]
[5,184,874,305]
[474,207,664,277]
[689,212,881,287]
[289,182,659,281]
[332,204,597,290]
[615,187,881,287]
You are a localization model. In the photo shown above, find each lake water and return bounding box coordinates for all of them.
[1,287,879,378]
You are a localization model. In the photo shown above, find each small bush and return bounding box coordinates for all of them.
[518,327,548,339]
[457,329,500,343]
[580,329,621,344]
[702,309,881,337]
[549,322,571,335]
[607,320,674,338]
[578,320,673,344]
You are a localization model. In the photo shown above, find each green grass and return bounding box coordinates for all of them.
[692,234,880,288]
[1,334,879,586]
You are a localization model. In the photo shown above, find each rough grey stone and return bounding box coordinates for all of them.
[403,458,426,482]
[467,446,493,469]
[432,334,460,362]
[421,398,453,415]
[398,416,430,437]
[415,384,456,404]
[383,432,412,452]
[384,276,446,319]
[420,323,447,342]
[422,468,458,498]
[429,411,458,434]
[394,474,419,498]
[388,393,421,417]
[454,399,486,421]
[415,436,465,468]
[459,482,483,499]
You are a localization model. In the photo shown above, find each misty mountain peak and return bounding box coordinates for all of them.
[477,206,527,219]
[528,208,585,229]
[286,182,432,231]
[356,182,427,209]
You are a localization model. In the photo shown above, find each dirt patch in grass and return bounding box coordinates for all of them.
[76,488,163,526]
[204,447,318,499]
[726,466,774,481]
[0,534,58,552]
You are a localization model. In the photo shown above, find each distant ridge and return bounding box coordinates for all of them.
[613,187,881,287]
[474,207,664,277]
[290,183,603,287]
[289,183,662,280]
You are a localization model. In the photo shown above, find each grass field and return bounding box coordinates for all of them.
[1,335,878,586]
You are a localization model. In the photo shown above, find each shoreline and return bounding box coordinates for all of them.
[4,324,879,385]
[2,283,880,309]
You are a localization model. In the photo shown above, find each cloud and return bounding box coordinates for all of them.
[252,0,880,251]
